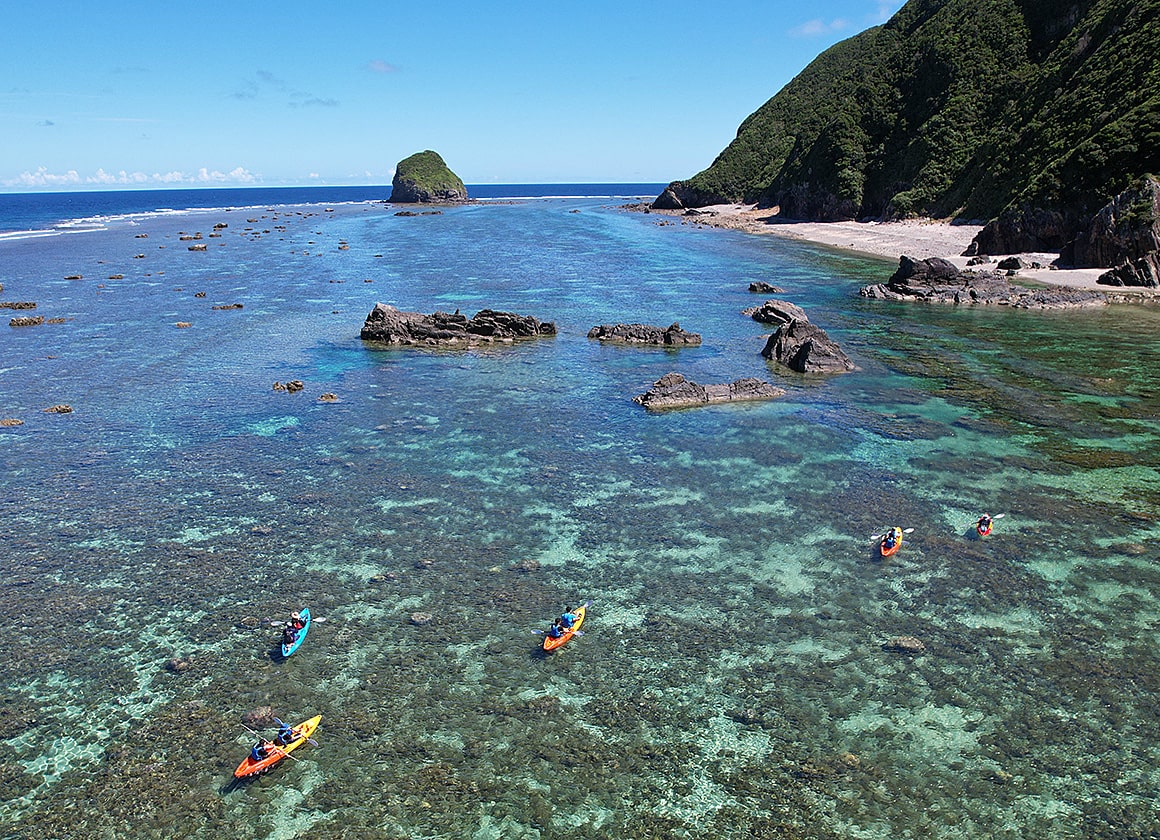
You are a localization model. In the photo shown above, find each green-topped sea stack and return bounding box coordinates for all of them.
[389,150,467,203]
[653,0,1160,269]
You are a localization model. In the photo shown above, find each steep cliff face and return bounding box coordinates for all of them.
[654,0,1160,262]
[389,151,467,203]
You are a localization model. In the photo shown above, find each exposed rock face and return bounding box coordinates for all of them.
[968,177,1160,270]
[652,181,730,210]
[361,303,556,347]
[1098,252,1160,287]
[389,151,467,203]
[861,255,1109,309]
[965,208,1071,257]
[1072,176,1160,267]
[761,320,855,373]
[742,299,807,325]
[748,282,784,293]
[586,322,701,346]
[633,372,783,410]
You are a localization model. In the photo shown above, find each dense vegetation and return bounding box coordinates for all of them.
[658,0,1160,227]
[390,150,467,202]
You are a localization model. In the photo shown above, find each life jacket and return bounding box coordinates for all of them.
[560,612,576,628]
[547,625,563,638]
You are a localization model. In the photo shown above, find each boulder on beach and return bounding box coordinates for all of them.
[861,255,1109,309]
[388,151,467,203]
[587,322,701,346]
[361,303,556,347]
[633,372,784,410]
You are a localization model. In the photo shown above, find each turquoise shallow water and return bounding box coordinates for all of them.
[1,198,1159,839]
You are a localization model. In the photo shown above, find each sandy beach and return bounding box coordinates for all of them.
[652,204,1143,294]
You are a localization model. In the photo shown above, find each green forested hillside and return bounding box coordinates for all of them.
[656,0,1160,230]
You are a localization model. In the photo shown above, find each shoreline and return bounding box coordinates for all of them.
[649,204,1154,296]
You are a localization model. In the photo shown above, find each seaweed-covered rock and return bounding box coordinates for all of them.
[633,372,783,410]
[360,304,556,347]
[587,322,701,346]
[761,320,855,373]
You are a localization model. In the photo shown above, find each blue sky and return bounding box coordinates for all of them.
[1,1,904,190]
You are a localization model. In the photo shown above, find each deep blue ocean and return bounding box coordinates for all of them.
[0,184,666,238]
[1,186,1158,839]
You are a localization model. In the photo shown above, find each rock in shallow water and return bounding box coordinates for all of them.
[587,322,701,346]
[361,303,556,347]
[633,372,783,410]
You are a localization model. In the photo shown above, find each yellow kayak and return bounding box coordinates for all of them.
[234,714,321,779]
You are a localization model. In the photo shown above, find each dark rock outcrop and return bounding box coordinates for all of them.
[748,282,784,294]
[742,299,807,326]
[388,151,467,203]
[361,303,556,347]
[633,372,783,410]
[587,322,701,346]
[761,320,855,373]
[861,255,1108,309]
[1098,252,1160,287]
[1071,176,1160,267]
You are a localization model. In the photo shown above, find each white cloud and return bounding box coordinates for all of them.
[3,165,259,189]
[367,59,399,74]
[791,17,851,37]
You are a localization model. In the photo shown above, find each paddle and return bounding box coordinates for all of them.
[971,513,1005,529]
[870,527,914,541]
[240,720,318,749]
[267,616,327,627]
[532,629,585,637]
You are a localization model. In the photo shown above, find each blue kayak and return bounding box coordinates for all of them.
[281,607,311,658]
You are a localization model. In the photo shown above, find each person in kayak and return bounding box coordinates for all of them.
[882,529,899,550]
[282,624,299,646]
[977,514,993,533]
[546,623,565,640]
[558,611,577,630]
[250,740,272,762]
[274,718,296,746]
[289,611,305,630]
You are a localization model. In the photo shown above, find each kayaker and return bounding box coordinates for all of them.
[290,611,306,630]
[282,624,299,646]
[558,611,577,630]
[274,718,296,745]
[250,740,271,762]
[977,514,993,533]
[882,529,898,549]
[546,623,565,639]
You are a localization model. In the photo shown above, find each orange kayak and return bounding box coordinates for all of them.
[977,518,993,536]
[233,714,321,779]
[879,527,903,557]
[542,603,587,652]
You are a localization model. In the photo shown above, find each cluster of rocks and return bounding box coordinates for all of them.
[968,175,1160,287]
[633,372,784,410]
[587,322,701,346]
[745,298,855,373]
[860,256,1108,310]
[360,303,556,347]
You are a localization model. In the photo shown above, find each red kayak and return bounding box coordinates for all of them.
[977,518,993,537]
